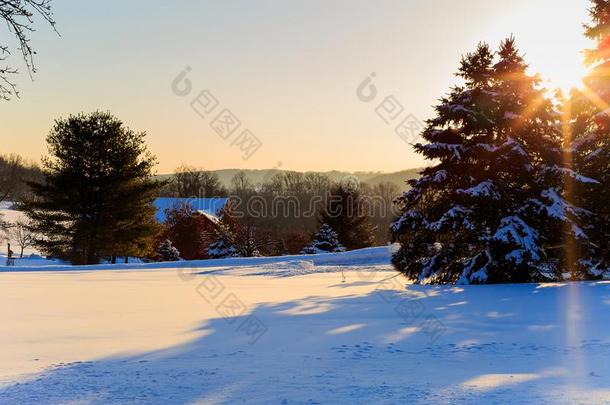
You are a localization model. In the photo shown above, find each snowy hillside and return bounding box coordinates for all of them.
[0,202,38,258]
[1,246,393,271]
[1,252,609,404]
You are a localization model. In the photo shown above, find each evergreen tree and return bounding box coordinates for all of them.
[391,39,590,284]
[568,0,610,275]
[206,208,270,258]
[301,224,346,254]
[24,112,160,264]
[319,182,376,250]
[156,239,180,261]
[206,226,239,259]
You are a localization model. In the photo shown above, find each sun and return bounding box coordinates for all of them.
[503,1,593,95]
[522,45,590,95]
[542,59,589,94]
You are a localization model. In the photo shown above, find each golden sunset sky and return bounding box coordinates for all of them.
[2,1,591,173]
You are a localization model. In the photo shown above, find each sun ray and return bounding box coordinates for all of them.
[580,83,610,115]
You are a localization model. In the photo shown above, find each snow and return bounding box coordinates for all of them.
[432,169,448,182]
[0,254,63,267]
[418,169,448,184]
[1,246,393,272]
[1,254,610,404]
[0,201,13,210]
[429,205,475,231]
[543,166,599,185]
[460,249,492,284]
[448,104,475,114]
[457,180,500,200]
[154,198,228,223]
[492,216,540,264]
[420,143,464,160]
[474,137,529,158]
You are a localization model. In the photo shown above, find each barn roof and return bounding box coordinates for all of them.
[154,198,228,223]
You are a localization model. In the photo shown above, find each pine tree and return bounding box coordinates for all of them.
[319,182,376,250]
[107,169,161,263]
[207,223,239,259]
[207,238,239,259]
[391,39,590,284]
[24,112,161,264]
[156,239,180,261]
[301,224,346,254]
[568,0,610,276]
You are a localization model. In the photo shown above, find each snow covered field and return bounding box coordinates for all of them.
[1,250,610,404]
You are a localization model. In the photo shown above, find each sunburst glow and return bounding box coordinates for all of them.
[547,62,589,93]
[488,2,592,95]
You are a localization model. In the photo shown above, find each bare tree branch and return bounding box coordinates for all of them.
[0,0,57,101]
[10,219,35,257]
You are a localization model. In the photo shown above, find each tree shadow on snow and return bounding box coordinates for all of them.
[1,281,610,404]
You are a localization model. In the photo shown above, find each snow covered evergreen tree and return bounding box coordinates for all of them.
[391,38,591,284]
[301,224,346,254]
[156,239,180,262]
[206,224,239,259]
[209,207,272,258]
[567,0,610,276]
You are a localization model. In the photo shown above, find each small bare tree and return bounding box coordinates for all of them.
[10,220,35,258]
[1,0,57,100]
[169,165,203,197]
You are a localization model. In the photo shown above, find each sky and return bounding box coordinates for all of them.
[1,0,592,174]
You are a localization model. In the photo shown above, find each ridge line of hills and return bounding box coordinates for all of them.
[157,168,424,190]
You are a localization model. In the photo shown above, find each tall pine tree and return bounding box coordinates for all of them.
[568,0,610,275]
[391,39,590,284]
[319,182,375,251]
[25,112,160,264]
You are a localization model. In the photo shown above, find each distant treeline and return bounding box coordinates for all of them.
[0,156,419,251]
[157,167,421,196]
[0,154,43,205]
[158,165,412,247]
[0,156,420,207]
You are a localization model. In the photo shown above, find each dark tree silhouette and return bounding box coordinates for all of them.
[319,182,376,251]
[24,112,161,264]
[392,39,591,284]
[568,0,610,275]
[167,165,227,198]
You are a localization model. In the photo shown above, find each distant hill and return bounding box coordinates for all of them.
[157,168,423,191]
[362,170,422,188]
